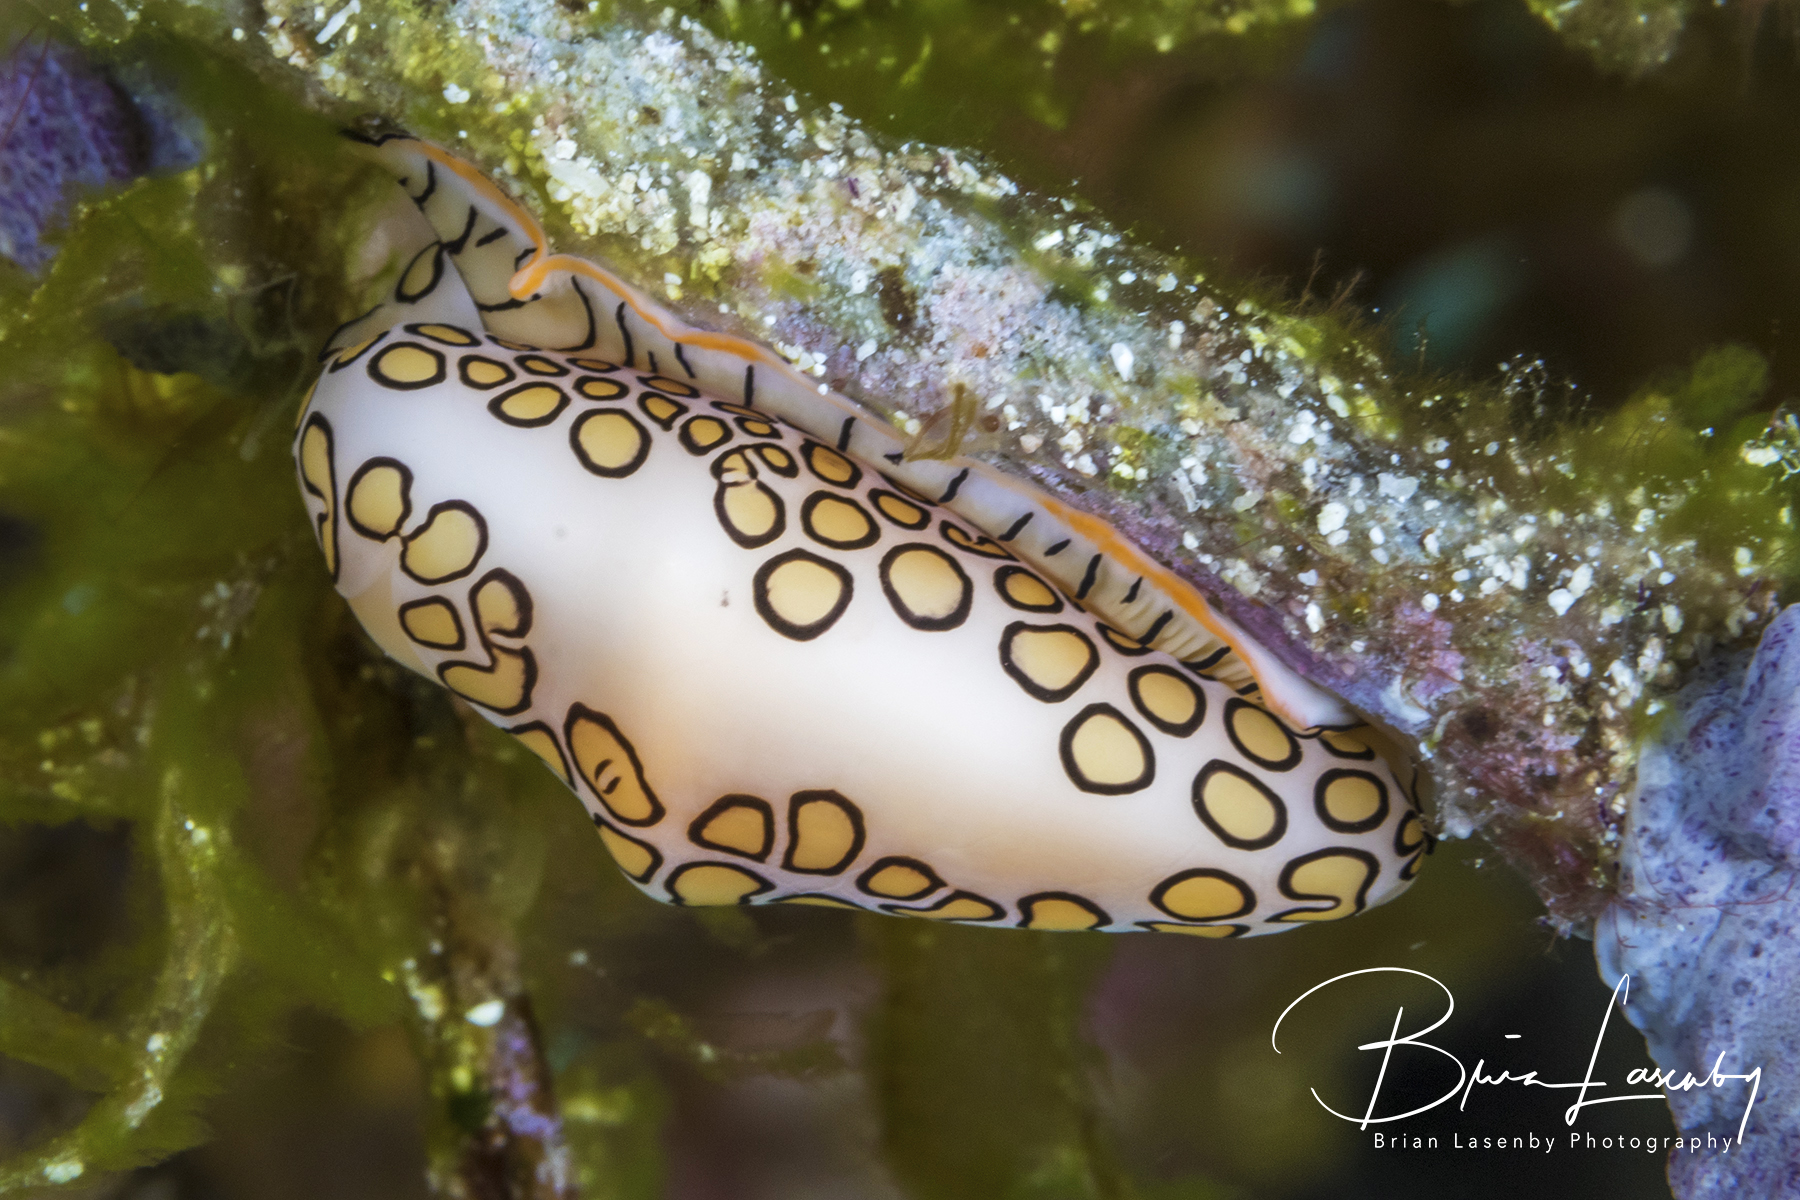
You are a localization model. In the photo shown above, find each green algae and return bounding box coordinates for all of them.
[0,34,604,1191]
[1556,346,1795,576]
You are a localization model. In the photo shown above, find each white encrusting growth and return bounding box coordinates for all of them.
[314,0,358,44]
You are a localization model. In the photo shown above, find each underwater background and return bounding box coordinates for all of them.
[3,0,1795,1195]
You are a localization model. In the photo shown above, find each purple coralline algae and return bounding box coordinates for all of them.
[1598,603,1800,1197]
[0,38,199,272]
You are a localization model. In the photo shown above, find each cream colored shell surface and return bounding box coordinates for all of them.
[294,136,1428,936]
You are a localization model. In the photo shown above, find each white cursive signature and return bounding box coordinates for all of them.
[1270,969,1761,1144]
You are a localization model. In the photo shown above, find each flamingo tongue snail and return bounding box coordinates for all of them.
[294,133,1431,936]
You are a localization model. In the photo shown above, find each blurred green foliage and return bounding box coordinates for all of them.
[675,0,1696,156]
[864,923,1124,1200]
